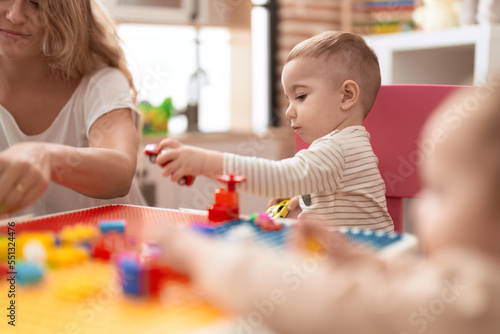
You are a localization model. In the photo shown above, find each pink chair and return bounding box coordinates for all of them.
[295,85,461,232]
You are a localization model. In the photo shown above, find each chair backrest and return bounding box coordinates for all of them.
[295,85,461,232]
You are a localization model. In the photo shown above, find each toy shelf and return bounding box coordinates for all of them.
[365,24,500,85]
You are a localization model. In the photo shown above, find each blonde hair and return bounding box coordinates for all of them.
[39,0,136,101]
[286,31,381,115]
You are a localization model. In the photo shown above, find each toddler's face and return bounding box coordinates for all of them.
[281,57,346,143]
[413,92,498,254]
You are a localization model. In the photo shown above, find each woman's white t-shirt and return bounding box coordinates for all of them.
[0,67,147,216]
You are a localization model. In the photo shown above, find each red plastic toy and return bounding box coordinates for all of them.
[0,262,8,277]
[143,144,195,186]
[208,174,247,223]
[116,246,190,298]
[253,212,283,231]
[92,232,131,261]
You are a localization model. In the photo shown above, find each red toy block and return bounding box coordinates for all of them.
[208,174,247,223]
[159,265,190,283]
[208,203,239,223]
[144,263,164,297]
[0,262,8,277]
[142,262,190,298]
[92,232,130,261]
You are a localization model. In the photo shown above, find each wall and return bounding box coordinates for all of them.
[275,0,344,120]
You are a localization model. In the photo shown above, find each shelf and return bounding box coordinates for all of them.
[365,24,500,85]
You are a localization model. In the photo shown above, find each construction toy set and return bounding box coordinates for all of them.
[0,205,224,334]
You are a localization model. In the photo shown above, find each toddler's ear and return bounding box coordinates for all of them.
[340,80,360,111]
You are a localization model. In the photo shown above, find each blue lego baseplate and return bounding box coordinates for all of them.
[190,219,419,256]
[339,227,402,249]
[191,219,289,247]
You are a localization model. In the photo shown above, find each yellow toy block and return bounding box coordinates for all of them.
[60,223,99,244]
[55,272,107,302]
[47,246,89,268]
[304,235,325,253]
[0,236,9,262]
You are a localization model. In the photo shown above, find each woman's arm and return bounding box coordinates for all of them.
[0,108,138,213]
[49,108,139,198]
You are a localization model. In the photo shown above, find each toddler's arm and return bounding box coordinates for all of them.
[154,136,344,200]
[224,138,345,198]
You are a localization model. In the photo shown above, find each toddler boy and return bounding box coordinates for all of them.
[155,31,393,231]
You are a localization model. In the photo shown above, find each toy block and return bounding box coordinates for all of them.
[16,261,44,285]
[47,246,88,268]
[92,232,130,261]
[208,174,246,223]
[60,224,98,244]
[99,220,126,234]
[0,236,9,262]
[117,253,142,296]
[0,261,8,277]
[252,212,283,231]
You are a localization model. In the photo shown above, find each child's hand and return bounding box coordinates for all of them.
[267,196,302,218]
[292,220,372,263]
[147,225,213,275]
[287,196,301,218]
[154,138,223,183]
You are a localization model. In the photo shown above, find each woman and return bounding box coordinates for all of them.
[0,0,146,216]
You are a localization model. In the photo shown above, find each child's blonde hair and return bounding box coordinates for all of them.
[286,31,381,116]
[39,0,136,101]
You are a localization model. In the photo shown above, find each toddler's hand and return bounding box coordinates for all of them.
[155,138,222,183]
[267,198,284,207]
[267,196,302,218]
[287,196,301,218]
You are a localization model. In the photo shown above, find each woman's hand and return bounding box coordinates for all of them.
[0,142,51,214]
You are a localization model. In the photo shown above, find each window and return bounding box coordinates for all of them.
[117,24,231,133]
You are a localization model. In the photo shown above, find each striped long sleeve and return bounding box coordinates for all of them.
[224,126,394,231]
